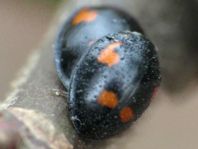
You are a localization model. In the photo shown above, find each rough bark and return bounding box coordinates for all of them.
[0,0,197,149]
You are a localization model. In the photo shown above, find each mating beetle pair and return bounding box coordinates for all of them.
[55,6,161,139]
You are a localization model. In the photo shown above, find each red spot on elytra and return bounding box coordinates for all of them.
[97,42,122,67]
[97,90,118,109]
[72,8,97,25]
[119,107,134,123]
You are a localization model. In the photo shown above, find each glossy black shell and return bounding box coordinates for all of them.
[55,6,144,88]
[55,7,161,139]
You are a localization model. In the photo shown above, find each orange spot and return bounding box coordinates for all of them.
[119,107,134,123]
[97,90,118,109]
[97,42,122,67]
[72,8,97,25]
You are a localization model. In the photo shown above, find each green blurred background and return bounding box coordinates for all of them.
[0,0,62,99]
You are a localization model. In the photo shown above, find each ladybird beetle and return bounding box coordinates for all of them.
[55,6,161,139]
